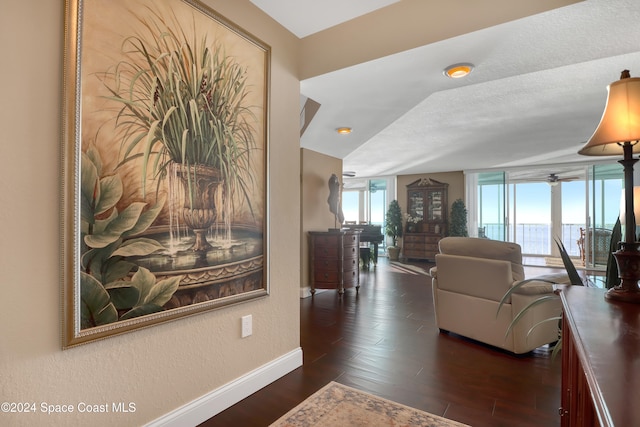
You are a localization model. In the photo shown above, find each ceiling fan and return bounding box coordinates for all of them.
[546,173,580,185]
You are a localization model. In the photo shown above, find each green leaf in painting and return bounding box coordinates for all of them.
[80,153,99,225]
[95,174,123,216]
[84,230,122,249]
[129,267,157,305]
[90,208,117,236]
[102,260,137,285]
[120,304,163,320]
[85,145,103,176]
[101,202,147,236]
[80,272,118,328]
[85,203,147,249]
[144,276,181,307]
[105,282,140,310]
[111,238,165,258]
[124,195,166,237]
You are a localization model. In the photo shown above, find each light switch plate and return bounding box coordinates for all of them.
[241,315,252,338]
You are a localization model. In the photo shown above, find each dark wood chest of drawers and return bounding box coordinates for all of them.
[402,232,441,261]
[309,230,360,295]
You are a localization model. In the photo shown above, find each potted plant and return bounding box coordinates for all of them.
[449,199,468,237]
[498,219,623,358]
[99,9,257,250]
[496,238,583,358]
[385,200,403,261]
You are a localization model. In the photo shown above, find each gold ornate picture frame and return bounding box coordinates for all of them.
[62,0,270,347]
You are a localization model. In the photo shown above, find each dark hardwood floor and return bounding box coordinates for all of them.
[200,258,563,427]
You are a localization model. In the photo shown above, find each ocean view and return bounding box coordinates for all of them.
[481,223,615,257]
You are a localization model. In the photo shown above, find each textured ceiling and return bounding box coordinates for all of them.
[253,0,640,179]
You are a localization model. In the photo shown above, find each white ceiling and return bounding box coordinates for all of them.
[251,0,640,180]
[250,0,401,38]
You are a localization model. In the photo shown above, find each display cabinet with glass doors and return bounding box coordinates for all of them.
[403,178,448,261]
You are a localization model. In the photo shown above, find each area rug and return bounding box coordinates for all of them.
[270,381,468,427]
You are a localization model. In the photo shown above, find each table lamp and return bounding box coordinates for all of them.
[579,70,640,303]
[619,187,640,227]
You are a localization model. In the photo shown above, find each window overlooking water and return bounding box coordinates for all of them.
[561,180,586,256]
[342,191,359,223]
[477,172,505,240]
[342,178,389,226]
[471,163,623,266]
[511,182,551,255]
[342,177,393,255]
[369,180,387,226]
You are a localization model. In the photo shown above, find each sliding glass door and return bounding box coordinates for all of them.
[477,172,506,240]
[470,162,621,266]
[368,179,388,228]
[586,163,623,267]
[560,179,587,257]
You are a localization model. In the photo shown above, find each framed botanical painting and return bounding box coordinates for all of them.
[62,0,270,347]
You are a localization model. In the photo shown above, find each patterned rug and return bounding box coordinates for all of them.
[270,382,469,427]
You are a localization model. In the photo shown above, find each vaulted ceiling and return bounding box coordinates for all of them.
[251,0,640,180]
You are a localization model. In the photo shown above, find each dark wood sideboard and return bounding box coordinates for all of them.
[559,285,640,426]
[308,230,360,295]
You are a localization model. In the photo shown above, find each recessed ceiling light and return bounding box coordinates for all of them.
[337,127,352,134]
[444,63,474,79]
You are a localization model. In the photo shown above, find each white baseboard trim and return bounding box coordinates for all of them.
[146,347,303,427]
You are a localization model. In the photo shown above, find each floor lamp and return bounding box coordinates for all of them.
[579,70,640,303]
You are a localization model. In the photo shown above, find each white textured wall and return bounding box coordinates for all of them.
[0,1,301,426]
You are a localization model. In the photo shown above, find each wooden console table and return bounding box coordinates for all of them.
[560,286,640,426]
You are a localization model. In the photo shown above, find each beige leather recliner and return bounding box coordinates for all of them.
[430,237,569,354]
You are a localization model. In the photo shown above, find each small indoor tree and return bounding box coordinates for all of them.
[449,198,468,237]
[385,200,403,260]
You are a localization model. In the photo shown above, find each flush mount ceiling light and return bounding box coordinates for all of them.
[444,63,474,79]
[336,127,352,134]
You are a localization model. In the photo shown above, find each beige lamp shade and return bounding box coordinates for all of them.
[579,75,640,156]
